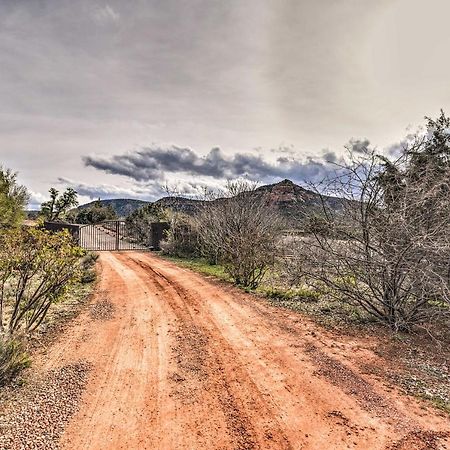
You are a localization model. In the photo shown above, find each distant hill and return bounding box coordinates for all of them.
[154,196,205,214]
[252,179,344,224]
[157,179,344,223]
[76,179,344,226]
[76,198,150,217]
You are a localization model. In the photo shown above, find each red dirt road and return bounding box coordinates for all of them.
[42,252,448,449]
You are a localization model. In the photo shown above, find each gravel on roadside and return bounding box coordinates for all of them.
[0,360,92,450]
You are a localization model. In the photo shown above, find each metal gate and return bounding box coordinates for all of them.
[79,220,149,251]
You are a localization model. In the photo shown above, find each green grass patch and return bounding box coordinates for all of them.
[161,255,232,282]
[420,394,450,414]
[395,373,450,415]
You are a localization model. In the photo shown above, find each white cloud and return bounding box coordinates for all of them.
[28,190,48,210]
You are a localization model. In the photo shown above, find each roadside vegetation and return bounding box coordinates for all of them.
[300,113,450,332]
[161,112,450,332]
[40,188,117,225]
[125,203,167,243]
[66,199,117,224]
[162,180,284,288]
[158,113,450,413]
[0,169,97,387]
[0,167,28,228]
[40,187,78,222]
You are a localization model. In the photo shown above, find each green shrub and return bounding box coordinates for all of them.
[0,166,29,228]
[0,228,83,334]
[161,213,201,258]
[0,337,30,386]
[80,269,96,284]
[81,251,99,270]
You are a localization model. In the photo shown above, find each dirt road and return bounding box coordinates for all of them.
[40,252,449,449]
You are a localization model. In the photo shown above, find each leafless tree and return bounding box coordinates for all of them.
[296,113,450,331]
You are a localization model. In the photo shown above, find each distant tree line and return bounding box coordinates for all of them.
[66,199,117,224]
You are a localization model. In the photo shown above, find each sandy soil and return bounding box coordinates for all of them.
[37,251,448,449]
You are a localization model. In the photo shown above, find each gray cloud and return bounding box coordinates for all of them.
[84,146,339,184]
[322,151,339,163]
[56,176,213,203]
[347,139,371,154]
[4,0,448,205]
[56,177,163,201]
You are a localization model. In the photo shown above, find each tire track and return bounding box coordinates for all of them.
[117,253,290,450]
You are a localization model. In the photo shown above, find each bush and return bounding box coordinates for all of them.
[80,251,99,270]
[79,252,99,283]
[67,200,117,224]
[0,166,28,228]
[80,270,96,284]
[0,227,83,335]
[260,286,320,301]
[160,213,201,258]
[125,203,167,245]
[0,337,30,386]
[195,180,284,288]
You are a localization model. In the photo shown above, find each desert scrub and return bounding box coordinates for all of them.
[0,337,30,386]
[162,255,377,328]
[266,291,376,328]
[390,351,450,415]
[394,373,450,414]
[0,227,83,335]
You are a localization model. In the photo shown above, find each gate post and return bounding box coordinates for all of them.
[150,222,170,250]
[115,221,120,251]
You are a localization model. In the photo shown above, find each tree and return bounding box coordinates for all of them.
[40,187,78,221]
[194,180,284,288]
[0,166,28,228]
[297,112,450,331]
[67,199,117,224]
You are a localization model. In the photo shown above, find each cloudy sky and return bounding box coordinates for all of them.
[1,0,450,207]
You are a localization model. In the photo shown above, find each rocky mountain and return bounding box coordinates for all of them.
[252,179,344,224]
[76,179,344,225]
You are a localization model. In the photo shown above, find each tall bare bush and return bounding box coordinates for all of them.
[194,180,283,288]
[298,113,450,330]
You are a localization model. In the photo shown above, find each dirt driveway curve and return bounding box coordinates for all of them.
[43,252,449,449]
